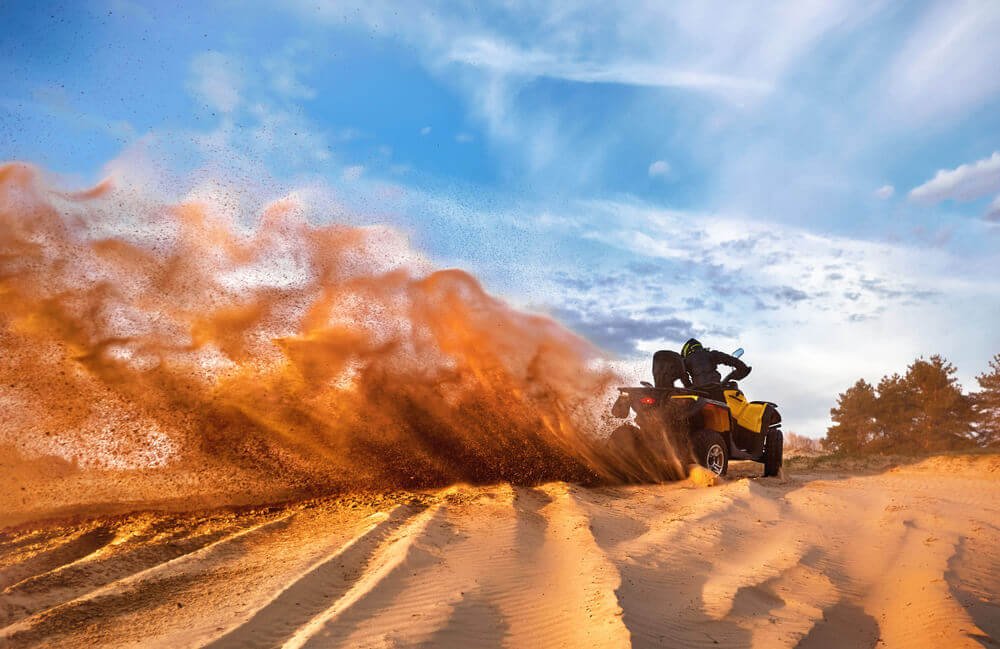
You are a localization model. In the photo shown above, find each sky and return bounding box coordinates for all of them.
[2,0,999,435]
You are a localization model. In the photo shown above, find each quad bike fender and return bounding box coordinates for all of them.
[724,389,769,434]
[667,395,730,432]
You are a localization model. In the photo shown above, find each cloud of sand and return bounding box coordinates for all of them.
[0,163,689,508]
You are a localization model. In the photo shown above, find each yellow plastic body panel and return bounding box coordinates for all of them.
[724,389,767,434]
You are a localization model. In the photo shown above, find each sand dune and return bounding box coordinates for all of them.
[2,455,998,648]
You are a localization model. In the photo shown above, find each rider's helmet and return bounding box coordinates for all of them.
[681,338,703,357]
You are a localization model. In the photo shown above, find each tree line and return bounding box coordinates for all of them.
[823,354,1000,454]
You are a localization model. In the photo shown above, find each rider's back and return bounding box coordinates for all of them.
[685,348,723,386]
[685,348,749,386]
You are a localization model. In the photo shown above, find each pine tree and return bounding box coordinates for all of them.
[825,355,977,455]
[903,355,974,451]
[873,373,916,451]
[973,354,1000,447]
[824,379,878,454]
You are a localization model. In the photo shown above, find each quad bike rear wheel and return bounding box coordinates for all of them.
[763,427,783,477]
[693,430,729,476]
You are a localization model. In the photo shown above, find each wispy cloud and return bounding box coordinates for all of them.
[875,184,894,199]
[446,37,771,99]
[24,86,136,142]
[280,0,877,189]
[547,303,698,356]
[289,1,862,94]
[189,52,242,114]
[648,160,671,179]
[572,198,953,323]
[342,165,365,181]
[987,195,1000,222]
[910,151,1000,203]
[263,42,318,100]
[884,0,1000,125]
[518,196,999,433]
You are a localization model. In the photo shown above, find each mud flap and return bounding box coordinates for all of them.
[611,394,631,418]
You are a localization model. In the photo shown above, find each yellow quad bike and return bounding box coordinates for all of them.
[609,348,783,477]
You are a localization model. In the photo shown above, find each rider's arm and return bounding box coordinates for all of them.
[710,350,750,381]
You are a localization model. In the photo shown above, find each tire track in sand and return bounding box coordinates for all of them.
[0,521,255,628]
[0,510,299,643]
[294,486,514,649]
[289,483,632,649]
[504,482,631,649]
[0,526,116,592]
[782,470,998,648]
[573,478,753,648]
[205,502,436,649]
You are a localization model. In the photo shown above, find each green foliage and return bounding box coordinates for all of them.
[824,379,877,454]
[974,354,1000,447]
[906,356,974,451]
[824,354,977,454]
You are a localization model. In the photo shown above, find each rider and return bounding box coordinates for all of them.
[652,350,691,389]
[680,338,750,399]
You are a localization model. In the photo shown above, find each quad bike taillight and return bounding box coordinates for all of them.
[639,396,657,405]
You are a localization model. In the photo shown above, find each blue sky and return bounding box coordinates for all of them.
[2,0,1000,435]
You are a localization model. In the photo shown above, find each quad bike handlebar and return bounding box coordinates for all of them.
[721,365,752,384]
[692,365,752,395]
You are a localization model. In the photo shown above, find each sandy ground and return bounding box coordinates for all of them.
[1,455,998,649]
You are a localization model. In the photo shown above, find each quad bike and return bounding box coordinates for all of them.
[608,348,783,477]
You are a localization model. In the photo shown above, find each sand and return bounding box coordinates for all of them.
[1,454,998,648]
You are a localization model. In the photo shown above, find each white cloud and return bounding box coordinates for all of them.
[577,198,957,316]
[281,0,871,184]
[909,152,1000,203]
[263,45,317,100]
[525,197,1000,434]
[421,3,866,101]
[875,184,894,199]
[342,165,365,181]
[455,133,473,143]
[289,1,851,92]
[173,52,337,176]
[189,52,242,114]
[334,128,364,142]
[420,126,432,136]
[245,102,331,164]
[987,195,1000,222]
[885,0,1000,125]
[26,85,136,142]
[446,36,771,99]
[648,160,671,178]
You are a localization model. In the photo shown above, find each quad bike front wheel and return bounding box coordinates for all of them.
[763,427,783,477]
[693,430,729,476]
